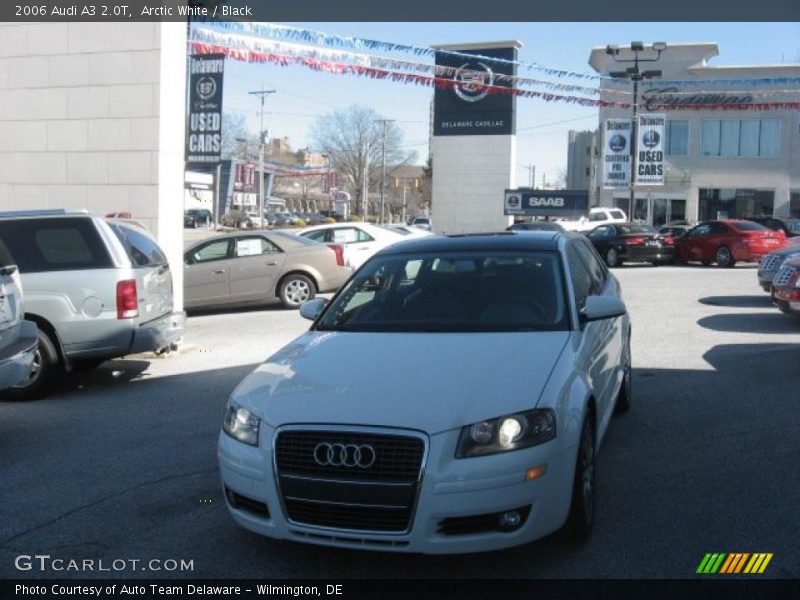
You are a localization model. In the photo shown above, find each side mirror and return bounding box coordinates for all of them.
[299,298,328,321]
[580,296,626,323]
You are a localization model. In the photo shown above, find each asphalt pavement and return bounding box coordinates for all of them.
[1,264,798,579]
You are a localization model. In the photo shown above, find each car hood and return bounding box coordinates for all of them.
[232,330,570,434]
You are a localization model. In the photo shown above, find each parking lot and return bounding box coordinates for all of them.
[1,264,798,579]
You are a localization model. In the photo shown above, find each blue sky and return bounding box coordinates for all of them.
[212,22,800,185]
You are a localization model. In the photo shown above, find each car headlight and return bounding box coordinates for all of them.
[223,401,261,446]
[456,409,556,458]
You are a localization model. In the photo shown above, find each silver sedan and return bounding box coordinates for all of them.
[184,231,351,310]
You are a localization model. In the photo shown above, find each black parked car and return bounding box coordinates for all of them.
[745,216,800,238]
[586,223,674,267]
[184,209,212,229]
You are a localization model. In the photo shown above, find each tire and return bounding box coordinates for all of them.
[715,246,735,268]
[605,247,621,268]
[565,415,596,540]
[2,328,59,400]
[615,336,632,414]
[279,273,315,309]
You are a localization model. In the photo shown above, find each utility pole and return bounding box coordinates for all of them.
[401,185,407,224]
[248,87,276,228]
[376,119,394,224]
[361,139,370,221]
[527,164,536,188]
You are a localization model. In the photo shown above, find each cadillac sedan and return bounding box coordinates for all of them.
[218,232,631,553]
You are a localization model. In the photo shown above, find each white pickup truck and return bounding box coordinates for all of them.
[559,207,629,232]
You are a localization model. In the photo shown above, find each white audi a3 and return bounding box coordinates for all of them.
[218,232,632,553]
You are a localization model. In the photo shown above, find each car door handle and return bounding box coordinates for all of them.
[213,269,226,274]
[266,261,277,266]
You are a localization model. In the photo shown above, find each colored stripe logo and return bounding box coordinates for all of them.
[697,553,773,574]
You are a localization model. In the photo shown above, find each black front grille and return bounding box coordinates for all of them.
[275,429,426,532]
[276,430,424,482]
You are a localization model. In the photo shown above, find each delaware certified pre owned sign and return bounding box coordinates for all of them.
[433,46,517,136]
[504,190,589,218]
[186,54,225,164]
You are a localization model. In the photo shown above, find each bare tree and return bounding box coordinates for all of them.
[310,105,416,218]
[220,112,260,161]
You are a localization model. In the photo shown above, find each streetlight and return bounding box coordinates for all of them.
[320,153,332,214]
[606,42,667,219]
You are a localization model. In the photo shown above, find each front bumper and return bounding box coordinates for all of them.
[130,311,186,354]
[0,320,38,390]
[218,425,577,554]
[773,287,800,315]
[757,270,775,292]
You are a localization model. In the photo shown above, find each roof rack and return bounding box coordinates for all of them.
[0,209,90,218]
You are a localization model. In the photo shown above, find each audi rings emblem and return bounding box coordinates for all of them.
[313,443,377,468]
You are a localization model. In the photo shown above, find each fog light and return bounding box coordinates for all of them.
[498,510,523,531]
[525,464,548,481]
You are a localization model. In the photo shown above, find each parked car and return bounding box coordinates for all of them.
[295,222,406,269]
[0,239,38,394]
[218,231,631,553]
[0,210,185,399]
[380,224,433,238]
[586,224,673,267]
[184,231,350,310]
[745,216,800,239]
[507,221,566,232]
[771,257,800,317]
[756,243,800,293]
[674,220,786,268]
[560,207,628,232]
[184,209,213,229]
[411,216,432,231]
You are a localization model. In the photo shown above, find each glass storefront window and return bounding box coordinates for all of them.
[700,120,781,157]
[791,192,800,218]
[699,189,775,221]
[613,197,631,217]
[665,121,688,156]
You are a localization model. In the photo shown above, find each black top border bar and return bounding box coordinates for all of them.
[1,0,799,22]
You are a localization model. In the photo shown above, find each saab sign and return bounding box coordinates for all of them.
[504,189,589,218]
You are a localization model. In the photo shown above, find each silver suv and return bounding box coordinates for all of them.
[0,210,185,399]
[0,239,38,391]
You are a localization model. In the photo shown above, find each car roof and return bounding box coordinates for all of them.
[377,231,563,256]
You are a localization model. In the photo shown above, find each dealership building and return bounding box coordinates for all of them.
[589,43,800,226]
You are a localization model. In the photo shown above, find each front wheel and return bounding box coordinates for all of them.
[279,274,315,309]
[715,246,735,268]
[564,415,596,540]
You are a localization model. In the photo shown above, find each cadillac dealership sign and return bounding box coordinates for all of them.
[642,87,754,111]
[186,54,225,164]
[433,46,517,136]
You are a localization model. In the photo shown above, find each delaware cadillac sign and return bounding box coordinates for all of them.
[433,46,517,136]
[186,54,225,164]
[642,87,754,111]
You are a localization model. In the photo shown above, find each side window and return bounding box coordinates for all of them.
[588,212,606,222]
[110,224,168,267]
[588,226,610,239]
[355,228,375,242]
[689,224,710,237]
[235,237,281,258]
[189,239,230,264]
[566,245,593,309]
[332,228,358,244]
[302,230,328,243]
[710,223,728,235]
[576,240,608,293]
[0,218,112,273]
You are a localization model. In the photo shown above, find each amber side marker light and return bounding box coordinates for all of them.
[525,465,547,481]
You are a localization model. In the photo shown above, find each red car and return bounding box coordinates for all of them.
[675,220,786,267]
[772,257,800,317]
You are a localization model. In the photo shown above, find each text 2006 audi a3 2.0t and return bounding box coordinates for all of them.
[218,232,632,553]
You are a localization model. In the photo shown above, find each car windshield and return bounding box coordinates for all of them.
[609,210,626,219]
[414,218,430,224]
[316,251,568,333]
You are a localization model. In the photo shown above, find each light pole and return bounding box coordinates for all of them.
[606,41,666,219]
[248,87,276,228]
[376,119,394,224]
[320,153,332,214]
